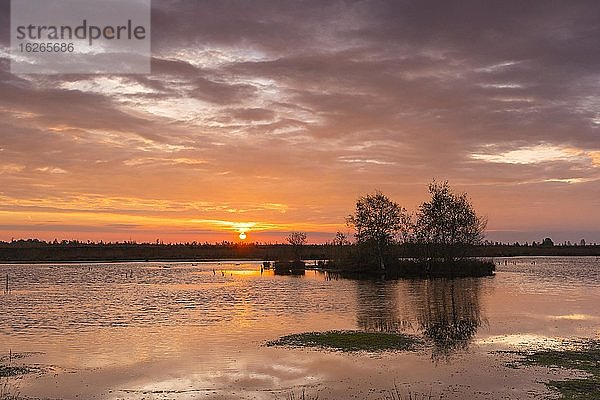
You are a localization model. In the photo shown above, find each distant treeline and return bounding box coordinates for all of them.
[1,239,599,262]
[0,240,323,262]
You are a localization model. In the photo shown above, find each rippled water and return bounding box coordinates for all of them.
[0,257,599,399]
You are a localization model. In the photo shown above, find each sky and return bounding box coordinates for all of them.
[1,0,599,244]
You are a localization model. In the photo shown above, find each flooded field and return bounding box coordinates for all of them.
[1,257,599,399]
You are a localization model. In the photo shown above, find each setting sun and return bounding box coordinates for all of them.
[239,232,247,240]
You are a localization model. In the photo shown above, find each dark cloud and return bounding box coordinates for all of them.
[227,108,275,122]
[190,76,256,104]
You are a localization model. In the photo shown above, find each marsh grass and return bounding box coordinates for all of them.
[0,351,43,379]
[284,388,318,400]
[510,339,600,399]
[267,330,424,352]
[280,384,441,400]
[0,378,20,400]
[381,384,443,400]
[0,351,41,399]
[0,366,32,378]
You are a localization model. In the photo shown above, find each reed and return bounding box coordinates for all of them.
[284,388,318,400]
[381,384,443,400]
[0,378,20,400]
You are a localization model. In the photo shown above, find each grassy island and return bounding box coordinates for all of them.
[330,258,495,278]
[510,339,600,399]
[267,330,424,352]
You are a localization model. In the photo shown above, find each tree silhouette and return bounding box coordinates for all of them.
[285,231,307,260]
[414,181,487,262]
[332,231,350,247]
[347,191,408,270]
[541,237,554,247]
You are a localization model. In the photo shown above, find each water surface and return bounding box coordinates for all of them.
[1,257,599,399]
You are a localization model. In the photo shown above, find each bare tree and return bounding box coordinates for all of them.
[414,181,487,262]
[286,232,307,260]
[332,231,350,247]
[346,191,408,270]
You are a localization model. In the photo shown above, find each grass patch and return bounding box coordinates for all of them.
[381,384,443,400]
[0,352,43,363]
[0,365,34,378]
[0,378,21,400]
[280,388,318,400]
[511,339,600,399]
[267,330,424,352]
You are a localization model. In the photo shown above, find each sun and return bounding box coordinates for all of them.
[238,232,247,240]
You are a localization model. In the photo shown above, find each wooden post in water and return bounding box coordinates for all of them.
[4,273,8,294]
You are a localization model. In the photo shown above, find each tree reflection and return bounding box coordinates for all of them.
[355,280,412,333]
[410,278,484,359]
[355,278,486,360]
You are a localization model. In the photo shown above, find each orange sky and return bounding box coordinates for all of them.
[1,1,600,244]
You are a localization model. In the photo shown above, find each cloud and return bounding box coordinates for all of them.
[470,145,586,165]
[1,0,600,241]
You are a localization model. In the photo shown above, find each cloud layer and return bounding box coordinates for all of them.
[1,0,599,243]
